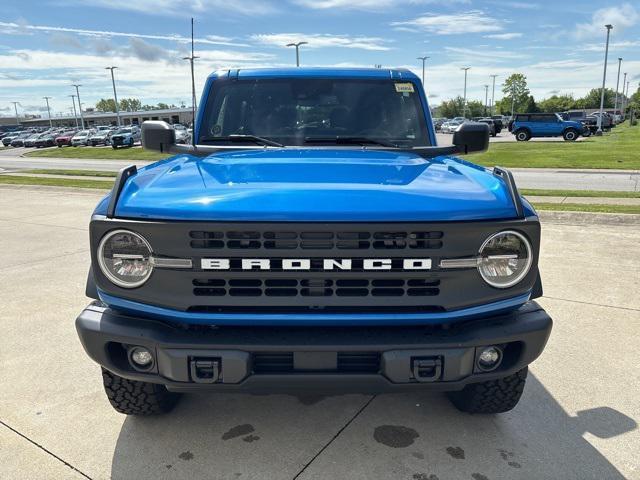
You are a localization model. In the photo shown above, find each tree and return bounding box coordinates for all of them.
[156,102,170,110]
[499,73,530,115]
[523,95,538,113]
[119,98,142,112]
[95,98,117,112]
[437,97,465,118]
[538,94,576,113]
[574,88,616,109]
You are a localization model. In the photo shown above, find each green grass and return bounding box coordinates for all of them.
[469,123,640,169]
[24,146,167,161]
[25,169,117,177]
[532,203,640,214]
[521,189,640,198]
[0,175,113,189]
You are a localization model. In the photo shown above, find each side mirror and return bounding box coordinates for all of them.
[141,121,176,153]
[453,122,489,154]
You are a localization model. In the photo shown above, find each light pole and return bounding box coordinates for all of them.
[182,18,199,130]
[483,85,489,116]
[596,24,613,136]
[621,72,628,118]
[69,95,79,128]
[72,84,84,129]
[286,41,308,67]
[461,67,470,118]
[417,56,430,86]
[613,58,622,120]
[105,66,121,127]
[490,74,498,116]
[43,96,52,128]
[510,84,516,119]
[11,101,20,124]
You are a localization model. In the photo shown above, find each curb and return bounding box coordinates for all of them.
[538,210,640,226]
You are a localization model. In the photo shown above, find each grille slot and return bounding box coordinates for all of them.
[189,230,443,250]
[192,278,440,298]
[252,352,380,374]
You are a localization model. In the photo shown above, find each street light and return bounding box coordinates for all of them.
[483,85,489,116]
[613,58,622,120]
[68,95,79,128]
[461,67,470,118]
[105,66,121,127]
[417,56,430,86]
[596,24,613,136]
[621,72,628,118]
[286,41,308,67]
[489,74,498,116]
[72,84,84,129]
[43,96,52,128]
[11,101,20,124]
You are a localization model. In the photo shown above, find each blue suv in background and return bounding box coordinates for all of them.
[510,113,585,141]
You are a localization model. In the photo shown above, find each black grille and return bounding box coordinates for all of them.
[193,278,439,297]
[190,230,443,250]
[252,352,380,374]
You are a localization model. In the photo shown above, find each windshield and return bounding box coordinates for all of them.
[199,78,431,147]
[115,129,132,134]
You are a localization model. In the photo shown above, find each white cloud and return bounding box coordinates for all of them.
[293,0,470,9]
[582,40,640,52]
[0,21,244,47]
[251,33,392,51]
[484,33,522,40]
[575,3,639,39]
[391,11,502,35]
[58,0,276,17]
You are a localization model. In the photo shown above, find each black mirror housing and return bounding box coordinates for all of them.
[452,122,490,154]
[141,121,176,153]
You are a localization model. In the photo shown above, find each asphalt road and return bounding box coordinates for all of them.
[0,186,638,480]
[1,146,639,192]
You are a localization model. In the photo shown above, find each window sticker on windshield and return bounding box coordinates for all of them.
[395,83,414,93]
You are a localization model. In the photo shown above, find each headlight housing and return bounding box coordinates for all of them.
[478,231,532,288]
[97,230,153,288]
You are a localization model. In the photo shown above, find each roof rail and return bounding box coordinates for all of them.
[106,165,137,218]
[493,166,525,218]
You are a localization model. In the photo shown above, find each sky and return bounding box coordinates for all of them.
[1,0,639,118]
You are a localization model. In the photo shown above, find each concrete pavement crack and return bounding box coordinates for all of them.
[0,421,93,479]
[542,295,640,313]
[292,395,377,480]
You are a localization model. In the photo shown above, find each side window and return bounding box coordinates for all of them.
[517,115,529,122]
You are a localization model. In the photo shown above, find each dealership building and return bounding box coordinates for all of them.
[5,107,194,129]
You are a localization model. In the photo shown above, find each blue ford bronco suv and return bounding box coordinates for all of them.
[511,112,586,141]
[76,68,552,416]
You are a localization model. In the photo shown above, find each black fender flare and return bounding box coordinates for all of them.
[86,267,98,299]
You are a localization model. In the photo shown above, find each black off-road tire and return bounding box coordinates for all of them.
[515,129,530,141]
[447,367,528,414]
[563,128,578,141]
[102,368,180,415]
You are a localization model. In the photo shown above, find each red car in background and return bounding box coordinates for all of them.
[55,130,77,147]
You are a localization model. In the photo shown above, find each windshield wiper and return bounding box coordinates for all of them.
[200,134,284,148]
[304,136,401,148]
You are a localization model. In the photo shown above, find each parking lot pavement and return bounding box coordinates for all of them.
[1,186,639,480]
[435,132,583,145]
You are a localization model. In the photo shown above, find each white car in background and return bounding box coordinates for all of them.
[441,119,464,134]
[71,130,92,146]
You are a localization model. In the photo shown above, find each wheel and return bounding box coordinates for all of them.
[582,129,591,138]
[447,367,528,414]
[101,368,180,415]
[112,145,118,149]
[515,129,530,141]
[563,128,578,141]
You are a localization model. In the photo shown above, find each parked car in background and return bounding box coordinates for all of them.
[511,113,584,141]
[55,130,77,147]
[441,119,464,133]
[34,134,57,148]
[489,115,504,134]
[110,126,141,148]
[584,112,613,132]
[10,133,32,147]
[23,133,43,148]
[2,132,24,146]
[173,124,191,144]
[71,130,92,146]
[432,118,446,132]
[89,130,111,147]
[476,118,497,137]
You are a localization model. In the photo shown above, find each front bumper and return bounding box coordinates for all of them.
[76,301,552,394]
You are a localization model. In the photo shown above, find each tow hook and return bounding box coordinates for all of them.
[190,358,221,384]
[411,357,443,383]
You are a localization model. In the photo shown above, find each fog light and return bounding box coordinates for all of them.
[477,346,502,371]
[130,347,153,369]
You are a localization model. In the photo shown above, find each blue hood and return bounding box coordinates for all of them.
[107,149,519,222]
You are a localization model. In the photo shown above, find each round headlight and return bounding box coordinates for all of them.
[478,231,532,288]
[98,230,153,288]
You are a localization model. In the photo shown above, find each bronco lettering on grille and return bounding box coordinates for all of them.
[200,258,432,271]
